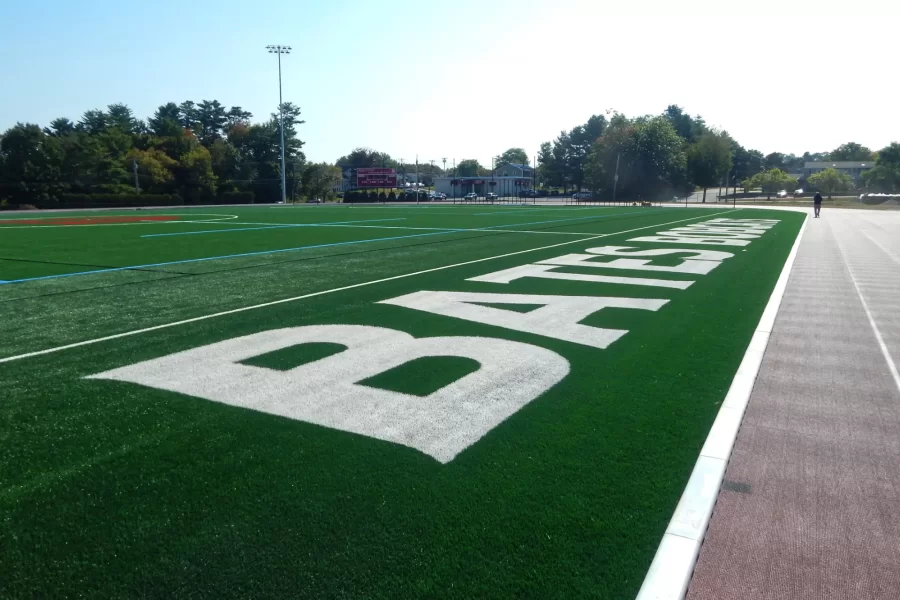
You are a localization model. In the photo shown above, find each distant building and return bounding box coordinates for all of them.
[802,161,875,183]
[494,163,535,178]
[434,176,533,198]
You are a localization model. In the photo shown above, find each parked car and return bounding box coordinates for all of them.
[793,188,804,197]
[464,192,477,200]
[486,192,498,200]
[572,192,594,200]
[777,190,788,198]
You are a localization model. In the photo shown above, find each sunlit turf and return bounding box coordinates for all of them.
[0,204,804,598]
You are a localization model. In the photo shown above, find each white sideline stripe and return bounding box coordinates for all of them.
[833,223,900,394]
[0,209,738,365]
[636,215,808,600]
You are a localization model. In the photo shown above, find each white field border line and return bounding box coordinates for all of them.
[833,224,900,393]
[0,214,238,229]
[0,209,740,365]
[636,215,809,600]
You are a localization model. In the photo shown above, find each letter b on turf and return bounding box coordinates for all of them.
[87,325,569,463]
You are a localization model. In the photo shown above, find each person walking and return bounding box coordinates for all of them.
[813,191,823,218]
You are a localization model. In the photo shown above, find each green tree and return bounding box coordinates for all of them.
[300,163,342,202]
[807,167,852,198]
[45,118,77,137]
[731,143,765,184]
[587,115,687,200]
[148,103,183,137]
[127,147,177,189]
[226,106,253,128]
[828,142,875,161]
[196,100,228,145]
[664,105,707,143]
[456,159,482,177]
[0,123,64,205]
[687,132,733,202]
[106,103,142,135]
[744,168,798,199]
[764,152,786,170]
[336,148,395,169]
[178,101,199,130]
[78,109,108,135]
[862,142,900,192]
[495,148,529,166]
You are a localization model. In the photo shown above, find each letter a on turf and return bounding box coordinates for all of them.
[87,325,569,463]
[380,291,668,349]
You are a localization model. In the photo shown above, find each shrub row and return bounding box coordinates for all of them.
[48,194,185,209]
[342,190,429,203]
[219,191,256,205]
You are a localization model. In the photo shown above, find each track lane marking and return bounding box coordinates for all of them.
[833,222,900,394]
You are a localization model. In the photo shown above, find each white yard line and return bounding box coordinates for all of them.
[0,209,738,365]
[636,214,808,600]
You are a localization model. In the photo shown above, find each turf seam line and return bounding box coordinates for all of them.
[0,209,739,364]
[636,211,808,600]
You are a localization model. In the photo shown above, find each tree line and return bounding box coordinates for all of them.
[3,100,897,209]
[535,105,899,200]
[0,100,342,208]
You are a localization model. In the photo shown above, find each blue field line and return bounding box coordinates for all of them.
[140,217,406,238]
[0,229,475,285]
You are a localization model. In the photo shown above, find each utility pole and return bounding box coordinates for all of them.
[132,159,140,193]
[611,152,620,204]
[416,155,419,205]
[266,45,291,204]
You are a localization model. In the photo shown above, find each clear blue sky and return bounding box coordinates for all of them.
[2,0,897,165]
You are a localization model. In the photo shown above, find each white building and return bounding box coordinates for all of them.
[494,163,535,178]
[434,176,533,198]
[433,163,536,197]
[802,161,874,183]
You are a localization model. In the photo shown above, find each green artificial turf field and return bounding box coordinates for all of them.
[0,204,804,599]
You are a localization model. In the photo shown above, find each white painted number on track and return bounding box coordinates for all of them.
[87,325,569,463]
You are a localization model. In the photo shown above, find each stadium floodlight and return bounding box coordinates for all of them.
[266,45,292,204]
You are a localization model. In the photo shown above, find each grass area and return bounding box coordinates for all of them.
[0,204,804,598]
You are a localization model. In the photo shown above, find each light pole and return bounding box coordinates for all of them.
[267,45,291,204]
